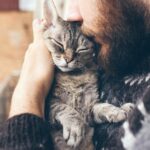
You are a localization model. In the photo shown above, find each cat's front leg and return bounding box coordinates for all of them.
[60,115,85,147]
[50,103,85,147]
[92,103,128,123]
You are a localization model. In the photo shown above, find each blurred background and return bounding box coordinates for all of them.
[0,0,66,123]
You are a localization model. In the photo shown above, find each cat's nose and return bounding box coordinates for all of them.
[64,56,73,63]
[64,50,74,63]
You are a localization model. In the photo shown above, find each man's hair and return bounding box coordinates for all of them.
[83,0,150,76]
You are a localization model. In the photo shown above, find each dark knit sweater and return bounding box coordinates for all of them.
[0,114,53,150]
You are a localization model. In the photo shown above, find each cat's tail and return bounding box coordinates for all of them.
[122,88,150,150]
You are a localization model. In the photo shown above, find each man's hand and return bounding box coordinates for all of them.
[9,19,54,118]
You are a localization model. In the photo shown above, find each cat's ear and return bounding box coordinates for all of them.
[43,0,63,26]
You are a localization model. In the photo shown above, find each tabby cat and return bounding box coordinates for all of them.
[43,0,133,149]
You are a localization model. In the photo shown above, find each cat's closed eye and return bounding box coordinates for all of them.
[48,37,63,50]
[76,47,92,53]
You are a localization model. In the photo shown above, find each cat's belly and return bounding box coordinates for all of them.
[48,73,99,150]
[53,83,99,124]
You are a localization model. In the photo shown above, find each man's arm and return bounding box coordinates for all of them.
[0,19,54,150]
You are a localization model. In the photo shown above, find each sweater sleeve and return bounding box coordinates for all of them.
[0,114,54,150]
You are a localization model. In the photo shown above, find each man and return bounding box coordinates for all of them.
[0,0,149,149]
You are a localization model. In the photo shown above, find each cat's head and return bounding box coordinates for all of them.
[43,0,97,72]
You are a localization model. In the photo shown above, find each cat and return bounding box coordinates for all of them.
[43,0,134,149]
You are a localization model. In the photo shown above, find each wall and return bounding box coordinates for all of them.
[0,0,19,10]
[34,0,67,18]
[19,0,36,11]
[0,11,33,81]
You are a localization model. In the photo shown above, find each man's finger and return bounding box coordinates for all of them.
[32,19,47,42]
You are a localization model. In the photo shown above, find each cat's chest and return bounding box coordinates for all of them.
[53,72,99,113]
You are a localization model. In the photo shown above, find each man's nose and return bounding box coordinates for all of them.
[64,0,83,21]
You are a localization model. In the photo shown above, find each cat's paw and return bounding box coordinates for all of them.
[61,117,85,147]
[93,103,127,123]
[121,103,135,116]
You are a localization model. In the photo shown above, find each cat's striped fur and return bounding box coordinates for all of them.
[43,0,133,149]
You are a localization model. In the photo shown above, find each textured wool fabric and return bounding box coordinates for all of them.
[0,114,53,150]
